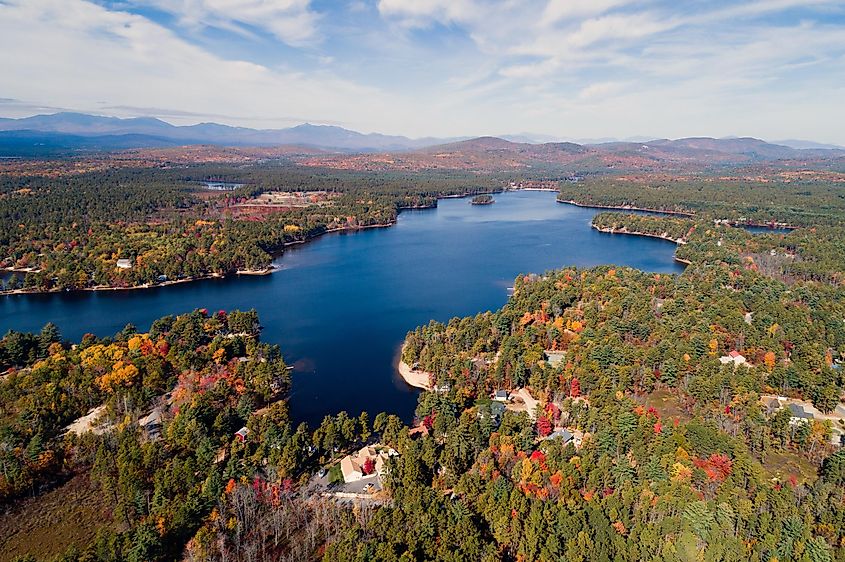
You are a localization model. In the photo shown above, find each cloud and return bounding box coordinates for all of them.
[376,0,477,28]
[578,81,625,101]
[541,0,633,25]
[0,0,395,129]
[1,0,845,142]
[135,0,321,46]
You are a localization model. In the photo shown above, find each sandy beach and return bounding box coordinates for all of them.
[396,355,433,391]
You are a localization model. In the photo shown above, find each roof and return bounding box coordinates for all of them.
[544,350,567,366]
[340,455,362,478]
[729,351,742,358]
[494,390,509,398]
[788,404,813,419]
[235,427,250,437]
[547,429,574,442]
[490,402,506,416]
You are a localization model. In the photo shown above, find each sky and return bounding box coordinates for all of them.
[1,0,844,143]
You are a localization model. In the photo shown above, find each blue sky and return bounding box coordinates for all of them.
[1,0,844,142]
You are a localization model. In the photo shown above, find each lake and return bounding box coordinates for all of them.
[0,191,685,426]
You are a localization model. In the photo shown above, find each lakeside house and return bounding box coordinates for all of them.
[340,445,398,483]
[116,258,133,269]
[409,423,430,438]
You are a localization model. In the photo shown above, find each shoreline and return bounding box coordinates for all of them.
[0,189,525,297]
[397,360,433,391]
[558,200,695,217]
[396,344,433,391]
[0,221,399,296]
[591,224,692,266]
[1,189,610,297]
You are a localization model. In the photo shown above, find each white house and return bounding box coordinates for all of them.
[719,350,748,367]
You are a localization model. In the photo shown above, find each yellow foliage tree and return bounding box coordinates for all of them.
[764,351,776,371]
[97,360,140,392]
[708,338,719,355]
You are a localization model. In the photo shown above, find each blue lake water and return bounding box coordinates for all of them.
[0,192,684,426]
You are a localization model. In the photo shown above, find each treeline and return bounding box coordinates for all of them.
[558,177,845,227]
[0,165,505,292]
[591,212,845,285]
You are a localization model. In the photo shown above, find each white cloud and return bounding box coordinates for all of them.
[137,0,320,46]
[541,0,633,25]
[0,0,399,129]
[1,0,844,142]
[376,0,477,28]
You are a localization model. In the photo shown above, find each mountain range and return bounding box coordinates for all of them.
[0,112,459,153]
[0,112,843,160]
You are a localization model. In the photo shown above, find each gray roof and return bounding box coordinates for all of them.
[788,404,813,419]
[547,429,574,443]
[490,402,506,416]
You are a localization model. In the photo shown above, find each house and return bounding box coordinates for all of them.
[234,427,250,442]
[544,428,585,448]
[490,401,506,418]
[544,350,566,367]
[340,455,363,482]
[340,445,398,483]
[719,351,748,367]
[762,396,781,415]
[116,258,133,269]
[788,404,813,425]
[494,390,509,402]
[477,400,506,426]
[545,428,573,444]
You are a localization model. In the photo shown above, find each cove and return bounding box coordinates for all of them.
[0,191,684,426]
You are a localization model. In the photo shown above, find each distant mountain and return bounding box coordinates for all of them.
[0,129,185,157]
[0,112,458,152]
[305,134,845,174]
[773,139,845,150]
[1,113,842,163]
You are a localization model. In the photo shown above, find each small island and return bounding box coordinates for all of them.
[470,194,495,205]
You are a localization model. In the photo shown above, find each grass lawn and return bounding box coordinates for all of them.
[0,473,116,562]
[761,449,818,485]
[643,388,691,422]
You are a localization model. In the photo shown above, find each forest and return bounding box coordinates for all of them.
[0,164,503,292]
[4,268,845,560]
[2,165,845,561]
